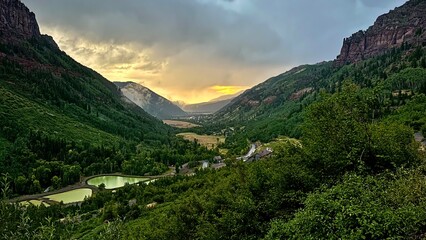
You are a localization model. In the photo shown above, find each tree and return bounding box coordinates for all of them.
[302,85,370,178]
[30,179,42,194]
[369,122,419,170]
[34,165,51,187]
[268,173,426,239]
[302,83,419,178]
[14,176,28,194]
[98,183,106,191]
[51,176,61,190]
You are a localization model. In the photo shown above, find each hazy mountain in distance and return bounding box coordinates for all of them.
[181,91,244,114]
[115,82,188,119]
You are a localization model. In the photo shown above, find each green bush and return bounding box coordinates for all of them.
[267,172,426,240]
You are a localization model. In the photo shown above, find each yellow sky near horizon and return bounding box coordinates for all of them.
[41,27,287,104]
[44,27,257,104]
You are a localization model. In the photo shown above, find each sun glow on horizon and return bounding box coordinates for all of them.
[39,26,267,104]
[209,85,248,96]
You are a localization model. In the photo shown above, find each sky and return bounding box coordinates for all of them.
[22,0,407,104]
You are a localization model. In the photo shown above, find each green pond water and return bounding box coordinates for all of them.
[45,188,92,204]
[20,200,50,207]
[87,176,149,189]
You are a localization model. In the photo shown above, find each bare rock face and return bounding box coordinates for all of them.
[0,0,40,39]
[336,0,426,65]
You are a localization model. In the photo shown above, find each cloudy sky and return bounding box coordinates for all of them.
[23,0,407,103]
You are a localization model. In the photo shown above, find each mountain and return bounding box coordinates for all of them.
[0,0,174,185]
[0,0,218,202]
[209,91,244,102]
[114,81,187,119]
[0,0,39,39]
[183,99,232,114]
[214,0,426,145]
[0,0,168,144]
[336,0,426,65]
[182,92,242,114]
[214,62,331,123]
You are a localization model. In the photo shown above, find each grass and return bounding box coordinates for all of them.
[0,86,121,146]
[177,132,225,149]
[163,120,201,128]
[262,136,302,151]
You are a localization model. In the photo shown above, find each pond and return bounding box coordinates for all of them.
[20,200,50,207]
[45,188,92,204]
[87,175,149,189]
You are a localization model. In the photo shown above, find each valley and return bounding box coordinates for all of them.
[1,0,426,239]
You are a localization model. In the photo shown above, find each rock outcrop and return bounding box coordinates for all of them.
[0,0,40,40]
[115,81,188,119]
[336,0,426,65]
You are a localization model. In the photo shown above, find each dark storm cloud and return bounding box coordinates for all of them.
[22,0,407,65]
[23,0,282,65]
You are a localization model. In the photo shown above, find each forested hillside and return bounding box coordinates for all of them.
[211,0,426,154]
[0,0,215,197]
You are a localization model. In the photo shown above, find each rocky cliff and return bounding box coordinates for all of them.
[115,82,188,119]
[0,0,40,40]
[336,0,426,65]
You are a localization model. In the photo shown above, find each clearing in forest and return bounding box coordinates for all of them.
[163,120,201,128]
[177,132,225,149]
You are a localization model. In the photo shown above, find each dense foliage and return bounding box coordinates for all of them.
[1,76,425,239]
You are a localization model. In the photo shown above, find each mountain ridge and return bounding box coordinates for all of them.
[180,91,243,114]
[0,0,169,144]
[114,81,187,119]
[216,0,426,123]
[0,0,40,39]
[212,0,426,146]
[335,0,426,65]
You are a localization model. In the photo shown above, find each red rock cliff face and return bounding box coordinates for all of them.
[336,0,426,65]
[0,0,40,39]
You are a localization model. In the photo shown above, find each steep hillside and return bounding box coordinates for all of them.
[213,0,426,152]
[217,0,426,125]
[0,0,206,197]
[215,62,332,123]
[115,82,187,119]
[0,0,168,144]
[183,98,233,114]
[180,92,242,114]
